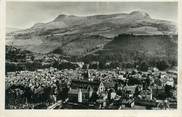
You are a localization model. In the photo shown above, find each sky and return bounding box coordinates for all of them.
[6,2,178,29]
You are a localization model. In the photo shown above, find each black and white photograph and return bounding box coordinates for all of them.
[5,1,178,110]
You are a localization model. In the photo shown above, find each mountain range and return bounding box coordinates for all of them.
[6,11,177,62]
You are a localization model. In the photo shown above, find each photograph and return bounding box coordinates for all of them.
[5,1,178,110]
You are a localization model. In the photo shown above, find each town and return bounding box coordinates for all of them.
[5,64,177,109]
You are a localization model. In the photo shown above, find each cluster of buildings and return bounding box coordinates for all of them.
[5,66,177,109]
[64,68,177,109]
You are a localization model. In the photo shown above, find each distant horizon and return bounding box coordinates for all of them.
[7,2,177,29]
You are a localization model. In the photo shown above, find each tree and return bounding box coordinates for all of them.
[139,61,149,71]
[164,84,173,98]
[156,60,170,71]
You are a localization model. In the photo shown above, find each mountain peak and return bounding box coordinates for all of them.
[53,14,77,22]
[129,10,151,19]
[53,14,67,21]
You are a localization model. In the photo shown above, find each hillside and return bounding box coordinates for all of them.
[6,11,177,67]
[94,34,177,60]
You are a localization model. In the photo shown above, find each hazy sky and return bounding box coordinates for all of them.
[6,2,177,29]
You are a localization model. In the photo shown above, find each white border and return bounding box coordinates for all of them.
[0,0,182,117]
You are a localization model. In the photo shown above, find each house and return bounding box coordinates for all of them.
[165,78,174,87]
[167,69,177,84]
[78,62,85,68]
[68,88,89,103]
[69,79,101,103]
[97,81,105,94]
[151,86,165,100]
